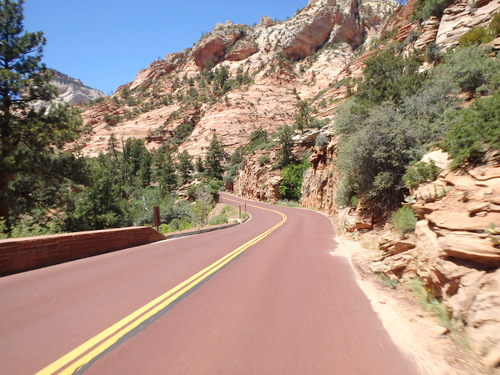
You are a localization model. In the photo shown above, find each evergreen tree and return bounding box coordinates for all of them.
[355,48,422,106]
[122,138,151,187]
[64,155,130,231]
[293,100,312,132]
[275,124,295,168]
[0,0,82,232]
[153,146,177,196]
[195,156,205,173]
[205,134,225,180]
[177,150,193,184]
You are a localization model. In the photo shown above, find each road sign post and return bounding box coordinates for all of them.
[153,206,160,231]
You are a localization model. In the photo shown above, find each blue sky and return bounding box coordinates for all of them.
[23,1,308,94]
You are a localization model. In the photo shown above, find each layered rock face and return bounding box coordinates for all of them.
[51,70,104,105]
[232,149,283,203]
[301,134,338,213]
[436,0,500,48]
[77,0,396,156]
[371,152,500,362]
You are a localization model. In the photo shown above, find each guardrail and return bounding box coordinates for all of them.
[0,227,166,276]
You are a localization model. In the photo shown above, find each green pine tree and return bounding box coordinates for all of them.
[205,134,225,180]
[0,0,82,233]
[153,146,178,196]
[177,150,194,184]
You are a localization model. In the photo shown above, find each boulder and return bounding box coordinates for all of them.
[258,16,273,28]
[370,253,418,278]
[427,210,500,232]
[436,229,500,265]
[447,270,486,321]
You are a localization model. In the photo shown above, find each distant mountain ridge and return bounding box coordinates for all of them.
[49,69,105,105]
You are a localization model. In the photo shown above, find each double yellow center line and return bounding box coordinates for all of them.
[36,201,286,375]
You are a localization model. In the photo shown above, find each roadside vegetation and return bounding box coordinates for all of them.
[334,40,500,215]
[3,0,500,241]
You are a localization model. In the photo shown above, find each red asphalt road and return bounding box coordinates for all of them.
[0,194,421,375]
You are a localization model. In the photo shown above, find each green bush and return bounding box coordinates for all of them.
[278,158,310,201]
[355,48,422,106]
[458,27,493,47]
[435,45,500,94]
[220,205,236,215]
[402,161,442,189]
[390,207,417,234]
[257,155,270,166]
[335,102,423,207]
[408,278,455,331]
[249,127,270,151]
[442,92,500,168]
[489,12,500,36]
[209,213,229,225]
[412,0,454,22]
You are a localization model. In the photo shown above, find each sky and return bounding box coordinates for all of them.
[23,0,308,95]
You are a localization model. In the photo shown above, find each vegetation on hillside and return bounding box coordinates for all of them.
[334,39,500,213]
[2,0,500,238]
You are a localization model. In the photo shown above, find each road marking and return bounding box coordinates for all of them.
[36,201,286,375]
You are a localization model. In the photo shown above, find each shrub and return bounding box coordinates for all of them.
[276,199,301,207]
[390,206,417,234]
[412,0,454,22]
[436,45,500,94]
[402,161,442,189]
[458,27,493,47]
[408,278,456,331]
[489,12,500,36]
[258,155,270,166]
[220,205,236,215]
[249,127,270,151]
[442,92,500,168]
[425,43,441,63]
[278,158,310,201]
[169,218,193,231]
[209,213,229,225]
[355,48,422,106]
[335,102,423,207]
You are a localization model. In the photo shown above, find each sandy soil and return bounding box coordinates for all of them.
[335,230,496,375]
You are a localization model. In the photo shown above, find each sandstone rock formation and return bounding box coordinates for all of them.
[77,0,397,157]
[372,152,500,363]
[436,0,500,48]
[50,70,105,105]
[301,133,339,213]
[232,149,283,203]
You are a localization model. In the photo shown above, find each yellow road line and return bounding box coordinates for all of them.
[36,203,286,375]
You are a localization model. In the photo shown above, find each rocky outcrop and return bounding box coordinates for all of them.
[301,134,338,213]
[129,53,185,91]
[232,149,282,203]
[435,0,500,49]
[372,152,500,362]
[32,69,104,112]
[50,70,105,105]
[192,22,243,68]
[282,3,338,60]
[76,0,397,157]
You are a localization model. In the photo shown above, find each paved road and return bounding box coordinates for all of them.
[0,194,421,374]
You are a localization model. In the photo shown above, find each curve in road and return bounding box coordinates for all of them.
[0,194,422,374]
